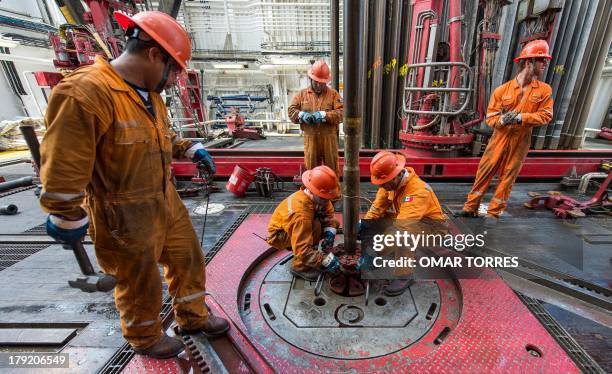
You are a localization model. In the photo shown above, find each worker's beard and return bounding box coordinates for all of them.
[312,194,328,206]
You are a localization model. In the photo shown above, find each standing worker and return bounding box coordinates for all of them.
[39,11,228,359]
[267,166,341,281]
[460,40,554,223]
[362,151,447,296]
[288,60,344,174]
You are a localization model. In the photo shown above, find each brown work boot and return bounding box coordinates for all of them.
[457,210,478,218]
[179,315,230,337]
[133,333,185,359]
[383,277,415,296]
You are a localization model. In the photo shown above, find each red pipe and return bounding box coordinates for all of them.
[448,0,462,107]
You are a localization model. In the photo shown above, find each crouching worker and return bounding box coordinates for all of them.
[267,165,341,281]
[361,151,447,296]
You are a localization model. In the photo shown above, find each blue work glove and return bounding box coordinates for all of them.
[193,148,216,174]
[356,250,374,271]
[312,111,326,123]
[298,111,314,125]
[320,227,336,252]
[322,253,340,272]
[46,215,89,244]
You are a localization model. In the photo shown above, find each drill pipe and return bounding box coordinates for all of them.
[342,0,366,253]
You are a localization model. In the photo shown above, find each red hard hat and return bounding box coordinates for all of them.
[302,165,339,200]
[307,60,332,83]
[514,39,552,62]
[370,151,406,185]
[114,11,191,70]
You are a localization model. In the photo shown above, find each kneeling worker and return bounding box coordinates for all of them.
[267,165,341,281]
[363,151,446,296]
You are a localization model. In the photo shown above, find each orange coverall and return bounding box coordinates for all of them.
[288,87,343,173]
[39,56,207,350]
[365,167,447,276]
[464,79,553,217]
[267,189,339,271]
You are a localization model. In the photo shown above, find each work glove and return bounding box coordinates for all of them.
[321,252,340,272]
[320,227,336,253]
[313,111,326,123]
[193,148,216,174]
[500,111,520,126]
[356,250,374,271]
[298,111,314,125]
[46,214,89,244]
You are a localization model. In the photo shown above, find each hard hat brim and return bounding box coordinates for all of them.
[302,169,339,200]
[370,153,406,185]
[307,68,332,83]
[113,11,188,71]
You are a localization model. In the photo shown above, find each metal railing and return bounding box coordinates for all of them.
[402,61,473,116]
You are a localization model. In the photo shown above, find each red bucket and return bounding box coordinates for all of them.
[226,165,255,197]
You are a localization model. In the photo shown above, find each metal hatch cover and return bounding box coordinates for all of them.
[257,255,441,359]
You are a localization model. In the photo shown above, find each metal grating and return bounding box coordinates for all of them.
[516,292,605,374]
[246,203,277,214]
[98,206,252,374]
[0,243,49,271]
[22,223,47,235]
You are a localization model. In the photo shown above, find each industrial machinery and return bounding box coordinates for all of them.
[395,0,566,155]
[525,172,611,218]
[224,109,266,140]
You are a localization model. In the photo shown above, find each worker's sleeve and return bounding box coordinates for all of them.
[288,91,303,124]
[325,91,344,125]
[169,128,197,159]
[484,87,503,129]
[364,188,391,220]
[288,213,325,268]
[39,94,108,220]
[522,91,553,128]
[322,201,339,232]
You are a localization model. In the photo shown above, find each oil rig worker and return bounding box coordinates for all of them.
[459,40,554,224]
[39,11,227,359]
[288,60,344,174]
[362,151,446,296]
[267,165,341,281]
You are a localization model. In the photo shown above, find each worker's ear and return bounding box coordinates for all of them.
[148,46,165,65]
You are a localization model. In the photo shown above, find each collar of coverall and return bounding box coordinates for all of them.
[512,76,540,90]
[388,167,415,199]
[94,56,133,93]
[306,86,328,95]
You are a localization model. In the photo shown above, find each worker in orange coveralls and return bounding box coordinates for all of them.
[39,11,228,359]
[460,40,554,225]
[288,60,344,174]
[267,165,341,281]
[362,151,447,296]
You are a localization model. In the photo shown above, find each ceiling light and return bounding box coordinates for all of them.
[212,63,248,69]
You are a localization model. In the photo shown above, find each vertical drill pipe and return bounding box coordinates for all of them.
[330,0,340,91]
[382,0,402,147]
[369,0,386,148]
[343,0,365,253]
[394,0,412,147]
[19,125,41,169]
